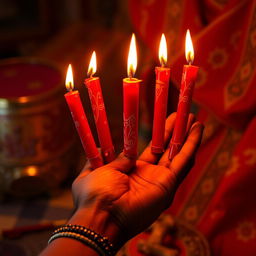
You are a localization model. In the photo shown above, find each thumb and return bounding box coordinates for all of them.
[78,161,92,178]
[170,122,204,185]
[105,152,136,173]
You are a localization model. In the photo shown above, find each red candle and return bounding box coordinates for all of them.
[169,30,199,160]
[64,64,103,169]
[123,34,142,158]
[151,34,171,153]
[84,51,115,163]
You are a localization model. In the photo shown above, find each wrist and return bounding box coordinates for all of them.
[67,205,124,250]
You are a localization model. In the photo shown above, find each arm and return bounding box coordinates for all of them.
[40,113,204,255]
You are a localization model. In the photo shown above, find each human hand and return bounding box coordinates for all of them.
[70,113,204,249]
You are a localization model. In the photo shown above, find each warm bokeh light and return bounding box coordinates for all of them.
[26,166,37,176]
[185,29,194,64]
[65,64,74,91]
[159,33,167,66]
[88,51,97,77]
[127,33,137,78]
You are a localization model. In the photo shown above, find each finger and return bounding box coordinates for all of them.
[104,152,136,173]
[158,122,204,173]
[79,148,101,177]
[139,113,195,165]
[185,113,196,135]
[170,122,204,184]
[139,113,176,164]
[79,163,92,177]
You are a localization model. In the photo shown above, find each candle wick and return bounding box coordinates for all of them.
[187,52,193,65]
[67,82,73,92]
[88,68,94,78]
[128,69,133,80]
[160,57,166,68]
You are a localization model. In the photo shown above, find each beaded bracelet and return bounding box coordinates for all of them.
[48,231,105,256]
[49,224,115,256]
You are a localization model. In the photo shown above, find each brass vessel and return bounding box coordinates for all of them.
[0,58,76,197]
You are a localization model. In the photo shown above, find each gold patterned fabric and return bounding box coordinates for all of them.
[129,0,256,255]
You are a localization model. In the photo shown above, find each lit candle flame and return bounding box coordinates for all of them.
[88,51,97,77]
[159,33,167,67]
[185,29,194,64]
[65,64,74,91]
[127,33,137,78]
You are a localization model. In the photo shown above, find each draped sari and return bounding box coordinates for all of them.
[128,0,256,255]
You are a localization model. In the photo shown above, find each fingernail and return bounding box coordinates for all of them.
[189,122,203,134]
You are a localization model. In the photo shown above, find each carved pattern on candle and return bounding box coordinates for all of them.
[170,141,181,151]
[87,87,105,123]
[178,77,193,104]
[155,80,165,102]
[124,114,136,150]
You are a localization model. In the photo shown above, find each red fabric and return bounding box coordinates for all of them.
[129,0,256,255]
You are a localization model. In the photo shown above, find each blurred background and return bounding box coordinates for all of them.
[0,0,131,58]
[0,0,138,197]
[0,0,134,144]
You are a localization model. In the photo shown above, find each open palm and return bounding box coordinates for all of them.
[72,113,203,245]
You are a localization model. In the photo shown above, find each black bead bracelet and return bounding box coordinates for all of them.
[48,231,106,256]
[49,224,116,256]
